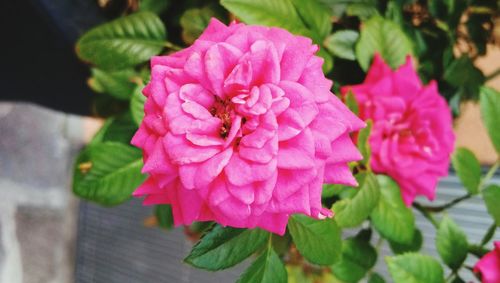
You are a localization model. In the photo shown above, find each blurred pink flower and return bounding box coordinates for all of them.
[341,54,454,205]
[132,19,364,235]
[474,242,500,283]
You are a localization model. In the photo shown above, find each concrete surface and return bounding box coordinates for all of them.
[0,102,82,283]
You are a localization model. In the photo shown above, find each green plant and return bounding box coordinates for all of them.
[72,1,500,282]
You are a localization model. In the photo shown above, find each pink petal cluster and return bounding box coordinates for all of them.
[132,19,364,235]
[341,55,454,205]
[474,242,500,283]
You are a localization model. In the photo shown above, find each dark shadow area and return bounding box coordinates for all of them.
[0,0,107,115]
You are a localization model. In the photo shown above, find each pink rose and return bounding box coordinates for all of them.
[474,242,500,283]
[131,19,364,235]
[341,54,454,205]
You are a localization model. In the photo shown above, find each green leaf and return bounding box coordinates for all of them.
[331,237,377,282]
[355,228,372,242]
[344,90,359,115]
[428,0,467,30]
[322,184,347,198]
[480,222,497,246]
[73,142,146,206]
[90,93,130,118]
[447,0,467,31]
[130,86,146,126]
[357,120,372,167]
[385,1,404,24]
[290,0,332,40]
[332,173,380,228]
[87,76,106,93]
[451,147,481,195]
[318,48,334,74]
[90,68,138,100]
[139,67,152,83]
[236,246,287,283]
[389,229,423,255]
[428,0,450,20]
[288,215,341,265]
[271,233,292,256]
[448,91,462,116]
[346,0,379,20]
[185,226,268,270]
[368,273,386,283]
[319,0,348,17]
[483,184,500,226]
[386,253,444,283]
[324,30,359,60]
[221,0,307,38]
[322,183,357,200]
[287,265,314,283]
[155,205,173,230]
[444,56,485,100]
[139,0,170,14]
[371,175,415,244]
[467,14,490,56]
[90,112,137,145]
[76,12,166,70]
[190,222,214,234]
[180,8,214,45]
[435,215,468,270]
[355,16,412,71]
[480,87,500,153]
[404,27,427,57]
[221,0,331,44]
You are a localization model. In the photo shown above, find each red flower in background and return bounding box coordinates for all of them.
[474,242,500,283]
[342,54,455,205]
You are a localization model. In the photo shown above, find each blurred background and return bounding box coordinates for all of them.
[0,1,246,282]
[0,0,499,282]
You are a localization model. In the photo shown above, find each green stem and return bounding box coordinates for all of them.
[164,41,182,51]
[486,68,500,81]
[468,6,496,15]
[413,161,499,212]
[435,19,450,33]
[364,237,385,281]
[464,265,473,271]
[480,223,497,246]
[479,161,500,190]
[415,194,472,212]
[375,237,384,252]
[468,244,491,258]
[413,203,439,228]
[445,272,456,283]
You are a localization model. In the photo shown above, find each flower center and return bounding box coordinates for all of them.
[399,129,412,137]
[210,96,233,139]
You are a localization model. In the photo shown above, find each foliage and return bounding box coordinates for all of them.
[435,215,468,270]
[386,253,444,283]
[184,226,269,270]
[371,175,415,244]
[451,148,482,195]
[72,0,500,282]
[331,234,377,282]
[288,215,342,265]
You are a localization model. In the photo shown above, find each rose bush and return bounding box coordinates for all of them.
[132,19,364,235]
[71,1,500,282]
[341,54,455,205]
